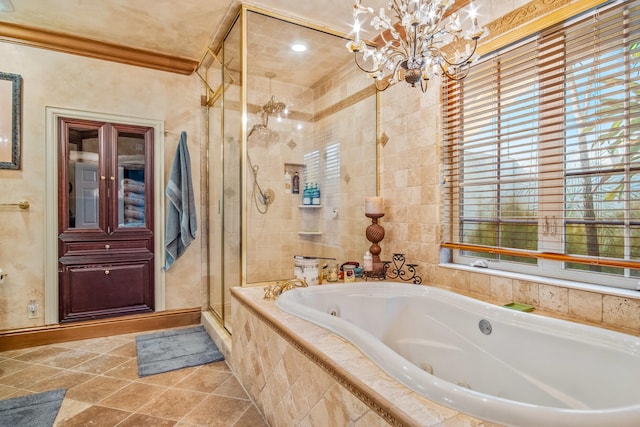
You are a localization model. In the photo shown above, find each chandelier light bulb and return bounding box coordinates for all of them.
[347,0,487,92]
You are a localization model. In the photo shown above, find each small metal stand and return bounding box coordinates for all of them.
[383,253,422,284]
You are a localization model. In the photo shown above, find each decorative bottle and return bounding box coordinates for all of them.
[292,171,300,194]
[312,183,321,205]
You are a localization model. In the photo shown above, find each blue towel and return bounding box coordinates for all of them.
[164,131,197,270]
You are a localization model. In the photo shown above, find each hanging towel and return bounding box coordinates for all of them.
[164,131,197,270]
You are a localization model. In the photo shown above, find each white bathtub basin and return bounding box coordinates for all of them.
[276,282,640,427]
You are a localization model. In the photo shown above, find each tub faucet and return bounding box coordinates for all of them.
[264,278,308,300]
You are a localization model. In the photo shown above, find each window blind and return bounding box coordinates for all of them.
[442,0,640,284]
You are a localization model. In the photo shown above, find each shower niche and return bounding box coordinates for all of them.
[203,6,378,332]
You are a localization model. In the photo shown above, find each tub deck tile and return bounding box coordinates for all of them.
[231,286,491,427]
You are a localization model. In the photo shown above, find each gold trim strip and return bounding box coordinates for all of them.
[0,21,198,75]
[313,84,376,122]
[241,4,352,40]
[243,84,376,124]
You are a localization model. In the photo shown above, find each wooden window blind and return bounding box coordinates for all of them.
[442,0,640,288]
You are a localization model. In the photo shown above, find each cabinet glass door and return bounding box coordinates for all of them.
[66,124,103,230]
[116,131,147,229]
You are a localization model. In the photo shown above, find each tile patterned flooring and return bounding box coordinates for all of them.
[0,328,268,426]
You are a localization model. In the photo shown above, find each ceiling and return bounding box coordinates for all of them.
[0,1,382,77]
[0,0,467,87]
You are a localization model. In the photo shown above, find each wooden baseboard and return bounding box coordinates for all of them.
[0,308,202,351]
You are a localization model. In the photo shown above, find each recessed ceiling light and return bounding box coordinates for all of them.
[291,43,307,52]
[0,0,14,12]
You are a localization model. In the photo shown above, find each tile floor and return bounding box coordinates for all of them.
[0,328,268,426]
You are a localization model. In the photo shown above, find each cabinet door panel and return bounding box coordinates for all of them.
[60,260,153,322]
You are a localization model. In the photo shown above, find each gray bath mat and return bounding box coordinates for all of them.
[136,325,224,377]
[0,388,66,427]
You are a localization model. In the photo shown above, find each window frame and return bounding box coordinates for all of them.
[442,0,640,290]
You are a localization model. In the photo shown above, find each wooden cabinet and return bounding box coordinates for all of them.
[58,118,155,322]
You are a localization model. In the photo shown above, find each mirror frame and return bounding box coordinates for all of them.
[0,72,22,170]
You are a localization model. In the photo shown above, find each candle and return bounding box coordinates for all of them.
[365,196,383,214]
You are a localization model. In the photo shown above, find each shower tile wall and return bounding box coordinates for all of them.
[246,63,375,284]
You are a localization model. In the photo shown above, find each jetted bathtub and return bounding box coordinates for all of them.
[276,282,640,427]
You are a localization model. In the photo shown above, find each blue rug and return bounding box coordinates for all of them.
[0,388,65,427]
[136,325,224,377]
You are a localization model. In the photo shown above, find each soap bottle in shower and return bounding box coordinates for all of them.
[292,171,300,194]
[284,169,291,194]
[311,183,321,205]
[302,183,312,205]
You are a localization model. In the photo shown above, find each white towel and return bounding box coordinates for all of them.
[164,131,197,270]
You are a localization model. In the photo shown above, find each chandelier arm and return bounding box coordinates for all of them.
[382,29,411,60]
[439,61,471,81]
[419,76,428,93]
[389,0,403,22]
[383,45,407,63]
[438,38,479,67]
[390,57,404,78]
[353,52,384,74]
[379,25,405,54]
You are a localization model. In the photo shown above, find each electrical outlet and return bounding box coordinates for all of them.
[28,299,38,319]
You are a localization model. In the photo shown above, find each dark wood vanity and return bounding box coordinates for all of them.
[57,117,155,322]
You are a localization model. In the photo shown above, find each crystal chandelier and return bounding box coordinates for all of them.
[346,0,486,92]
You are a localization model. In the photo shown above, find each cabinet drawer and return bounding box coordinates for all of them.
[62,239,150,255]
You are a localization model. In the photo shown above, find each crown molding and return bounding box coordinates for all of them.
[478,0,609,55]
[0,21,198,75]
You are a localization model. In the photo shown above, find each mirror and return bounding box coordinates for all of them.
[244,10,378,284]
[0,72,22,170]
